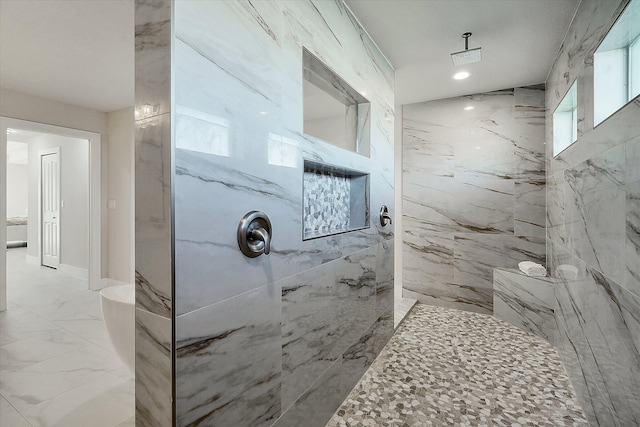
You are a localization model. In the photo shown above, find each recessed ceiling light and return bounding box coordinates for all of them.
[453,71,470,80]
[464,106,475,111]
[259,111,268,115]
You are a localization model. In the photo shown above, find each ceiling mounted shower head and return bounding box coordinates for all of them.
[451,32,482,66]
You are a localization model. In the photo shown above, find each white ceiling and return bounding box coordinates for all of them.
[345,0,580,105]
[0,0,579,112]
[0,0,134,113]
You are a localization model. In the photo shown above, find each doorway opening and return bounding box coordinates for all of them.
[1,117,102,312]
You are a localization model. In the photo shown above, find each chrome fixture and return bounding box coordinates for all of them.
[380,205,392,226]
[451,32,482,66]
[237,211,272,258]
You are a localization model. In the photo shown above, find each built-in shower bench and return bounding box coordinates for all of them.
[492,268,558,343]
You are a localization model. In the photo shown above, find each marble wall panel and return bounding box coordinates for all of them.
[280,246,378,409]
[564,143,626,286]
[554,283,621,427]
[135,3,173,426]
[628,183,640,297]
[175,284,281,427]
[493,268,556,342]
[513,85,546,180]
[134,0,171,117]
[627,136,640,297]
[135,114,172,317]
[160,1,395,425]
[403,86,545,313]
[514,179,546,238]
[453,234,545,290]
[546,172,567,249]
[553,268,640,426]
[451,173,514,234]
[280,263,342,409]
[402,224,454,290]
[273,357,343,427]
[135,308,172,427]
[375,240,394,317]
[341,311,393,394]
[403,286,493,315]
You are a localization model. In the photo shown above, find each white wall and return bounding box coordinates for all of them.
[27,134,89,270]
[7,163,28,218]
[107,107,134,283]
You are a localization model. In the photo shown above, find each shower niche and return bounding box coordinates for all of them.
[302,48,371,157]
[303,160,369,240]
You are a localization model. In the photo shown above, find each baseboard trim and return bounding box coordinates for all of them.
[60,263,89,280]
[25,254,40,265]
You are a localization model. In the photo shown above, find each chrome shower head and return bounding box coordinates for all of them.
[451,32,482,66]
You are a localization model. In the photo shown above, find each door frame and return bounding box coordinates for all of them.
[39,147,61,269]
[1,117,102,311]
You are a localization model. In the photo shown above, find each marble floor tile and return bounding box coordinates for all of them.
[0,343,124,411]
[0,399,31,427]
[21,372,134,427]
[1,247,134,425]
[327,304,588,427]
[0,328,88,375]
[0,306,60,347]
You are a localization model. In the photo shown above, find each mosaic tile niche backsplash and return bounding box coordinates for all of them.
[303,162,369,239]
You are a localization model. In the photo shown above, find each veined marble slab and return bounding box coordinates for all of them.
[493,268,556,342]
[280,246,377,409]
[545,1,640,424]
[135,308,172,427]
[403,85,545,313]
[564,143,626,286]
[136,0,396,425]
[175,284,281,427]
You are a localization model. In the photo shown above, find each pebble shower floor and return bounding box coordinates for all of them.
[327,304,588,427]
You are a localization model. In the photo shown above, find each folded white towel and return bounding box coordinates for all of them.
[555,264,579,280]
[518,261,547,277]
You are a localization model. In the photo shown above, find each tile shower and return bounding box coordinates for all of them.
[400,1,640,424]
[134,1,394,426]
[402,86,546,313]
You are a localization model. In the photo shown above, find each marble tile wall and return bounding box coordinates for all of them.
[545,0,640,424]
[402,86,546,314]
[493,268,556,342]
[134,1,173,426]
[135,0,395,425]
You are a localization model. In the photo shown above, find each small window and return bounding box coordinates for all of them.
[553,80,578,156]
[594,0,640,126]
[303,48,370,157]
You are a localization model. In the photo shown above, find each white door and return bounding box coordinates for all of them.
[41,151,60,269]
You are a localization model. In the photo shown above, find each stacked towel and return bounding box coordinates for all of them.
[518,261,547,277]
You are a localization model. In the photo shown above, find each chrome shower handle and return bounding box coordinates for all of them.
[380,205,392,226]
[249,227,270,255]
[238,211,272,258]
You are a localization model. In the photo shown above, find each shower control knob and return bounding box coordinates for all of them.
[237,211,272,258]
[380,205,392,226]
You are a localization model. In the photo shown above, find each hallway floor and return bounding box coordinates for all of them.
[0,248,134,427]
[327,304,588,427]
